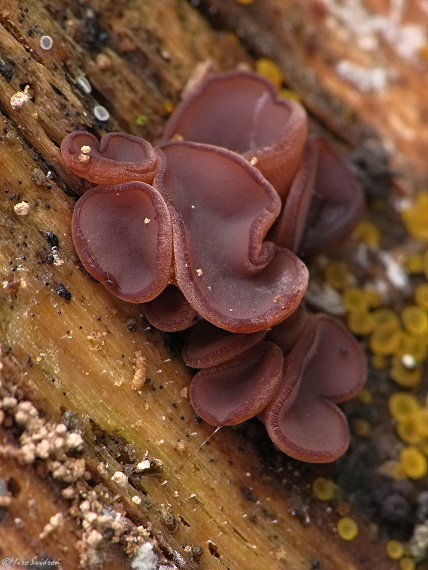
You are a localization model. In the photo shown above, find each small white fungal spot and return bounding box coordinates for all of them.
[111,471,127,486]
[136,459,151,472]
[10,85,31,109]
[132,495,142,505]
[196,268,203,277]
[93,105,110,121]
[144,218,151,224]
[76,75,92,94]
[78,144,92,163]
[40,35,53,50]
[13,202,30,216]
[250,156,258,165]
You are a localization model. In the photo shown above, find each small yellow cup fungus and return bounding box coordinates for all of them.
[354,418,371,437]
[358,388,373,405]
[342,287,370,313]
[386,539,405,560]
[396,418,423,445]
[415,407,428,437]
[312,477,335,501]
[370,327,402,356]
[404,253,423,274]
[255,58,283,89]
[337,516,359,541]
[388,392,420,421]
[397,334,427,362]
[371,308,400,331]
[401,192,428,241]
[401,305,428,336]
[347,311,375,336]
[399,556,416,570]
[415,282,428,309]
[324,261,350,290]
[390,355,423,388]
[400,446,428,479]
[352,220,380,247]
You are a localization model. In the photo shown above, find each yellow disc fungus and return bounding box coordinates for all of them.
[401,192,428,241]
[255,58,283,89]
[390,355,423,388]
[370,327,402,356]
[388,392,420,422]
[352,220,380,247]
[312,477,335,501]
[347,311,375,336]
[354,418,371,437]
[386,539,405,560]
[371,308,400,330]
[404,253,423,274]
[324,261,350,290]
[396,418,423,445]
[401,305,428,336]
[399,556,416,570]
[337,516,359,541]
[397,333,427,362]
[342,287,369,313]
[358,388,373,405]
[415,407,428,437]
[400,446,427,479]
[415,282,428,309]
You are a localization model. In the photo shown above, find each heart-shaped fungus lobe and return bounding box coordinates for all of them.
[182,319,268,369]
[299,137,365,258]
[72,181,173,302]
[143,285,198,332]
[159,141,309,333]
[264,314,366,462]
[163,70,307,197]
[61,132,162,185]
[189,341,284,426]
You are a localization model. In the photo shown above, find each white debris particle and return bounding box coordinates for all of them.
[76,75,92,94]
[196,268,203,277]
[132,495,142,505]
[93,105,110,121]
[180,387,188,398]
[130,542,157,570]
[144,218,151,224]
[40,35,53,50]
[336,59,388,93]
[13,201,30,216]
[250,156,258,165]
[136,459,151,472]
[10,85,31,109]
[111,471,128,487]
[401,353,417,369]
[378,251,410,292]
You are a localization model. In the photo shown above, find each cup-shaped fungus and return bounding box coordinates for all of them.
[143,285,198,332]
[163,70,308,197]
[182,319,268,369]
[298,137,365,258]
[264,314,367,462]
[61,131,162,185]
[189,341,284,426]
[159,140,309,333]
[72,181,173,302]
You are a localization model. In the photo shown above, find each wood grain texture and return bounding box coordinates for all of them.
[0,0,423,569]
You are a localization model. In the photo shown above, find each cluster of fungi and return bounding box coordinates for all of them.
[62,70,367,463]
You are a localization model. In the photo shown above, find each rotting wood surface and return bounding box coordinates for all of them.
[0,0,426,569]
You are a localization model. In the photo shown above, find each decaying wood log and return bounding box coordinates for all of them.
[1,1,427,569]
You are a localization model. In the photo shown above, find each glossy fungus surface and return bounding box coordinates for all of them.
[163,70,308,197]
[264,314,367,462]
[189,341,284,426]
[72,181,173,302]
[62,68,367,463]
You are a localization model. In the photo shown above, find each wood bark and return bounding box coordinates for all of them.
[0,0,426,569]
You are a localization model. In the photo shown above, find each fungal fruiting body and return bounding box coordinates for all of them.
[62,69,366,463]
